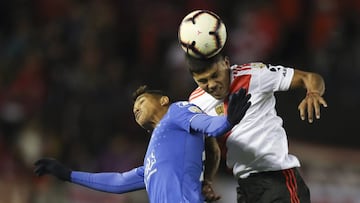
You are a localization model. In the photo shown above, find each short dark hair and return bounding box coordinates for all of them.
[132,85,168,102]
[185,53,224,74]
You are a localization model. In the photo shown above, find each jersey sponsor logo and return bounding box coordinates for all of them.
[267,65,280,72]
[188,105,203,113]
[267,65,288,77]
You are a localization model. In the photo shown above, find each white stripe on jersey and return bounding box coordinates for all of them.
[189,63,300,178]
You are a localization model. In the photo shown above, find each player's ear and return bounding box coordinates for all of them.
[160,96,170,106]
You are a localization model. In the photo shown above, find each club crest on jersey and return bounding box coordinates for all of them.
[188,106,203,113]
[215,104,224,115]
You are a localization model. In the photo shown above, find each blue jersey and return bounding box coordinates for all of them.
[70,101,232,203]
[144,101,206,203]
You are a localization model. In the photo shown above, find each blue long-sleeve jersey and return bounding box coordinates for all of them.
[71,101,232,203]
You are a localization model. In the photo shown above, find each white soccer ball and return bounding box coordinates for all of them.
[178,10,227,59]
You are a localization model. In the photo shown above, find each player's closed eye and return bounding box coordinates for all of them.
[211,72,218,79]
[198,79,208,84]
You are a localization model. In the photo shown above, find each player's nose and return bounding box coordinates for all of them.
[207,80,217,91]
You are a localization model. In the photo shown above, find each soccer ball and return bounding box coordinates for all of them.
[178,10,227,59]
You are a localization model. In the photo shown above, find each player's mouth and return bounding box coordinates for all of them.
[209,88,224,99]
[212,93,223,100]
[135,111,141,121]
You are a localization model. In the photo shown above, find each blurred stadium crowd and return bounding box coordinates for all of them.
[0,0,359,202]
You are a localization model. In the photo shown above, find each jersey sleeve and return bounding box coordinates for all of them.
[255,63,294,92]
[70,166,145,194]
[190,114,232,137]
[167,101,204,133]
[169,102,232,137]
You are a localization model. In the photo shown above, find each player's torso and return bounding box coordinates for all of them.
[189,63,300,177]
[143,102,205,202]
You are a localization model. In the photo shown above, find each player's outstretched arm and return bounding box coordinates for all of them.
[34,158,146,193]
[71,168,146,193]
[290,69,328,123]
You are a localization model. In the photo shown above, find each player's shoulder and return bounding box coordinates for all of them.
[231,62,293,76]
[189,87,207,101]
[231,62,267,71]
[171,101,203,113]
[173,101,191,107]
[172,101,198,109]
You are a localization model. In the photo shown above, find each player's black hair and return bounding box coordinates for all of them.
[132,85,168,102]
[185,52,225,74]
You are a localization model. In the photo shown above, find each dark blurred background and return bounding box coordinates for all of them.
[0,0,359,202]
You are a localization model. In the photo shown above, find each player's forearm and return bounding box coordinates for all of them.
[305,72,325,95]
[71,167,145,194]
[291,70,326,95]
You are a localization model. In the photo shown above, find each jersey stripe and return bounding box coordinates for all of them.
[223,74,251,116]
[217,74,252,164]
[189,87,206,101]
[229,74,251,94]
[233,64,251,71]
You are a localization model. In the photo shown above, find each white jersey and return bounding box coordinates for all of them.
[189,63,300,178]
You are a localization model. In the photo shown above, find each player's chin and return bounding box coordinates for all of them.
[135,118,145,127]
[213,95,223,100]
[137,120,152,131]
[211,92,225,100]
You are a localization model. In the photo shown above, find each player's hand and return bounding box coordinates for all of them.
[298,92,328,123]
[202,180,221,202]
[34,158,72,181]
[227,88,251,126]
